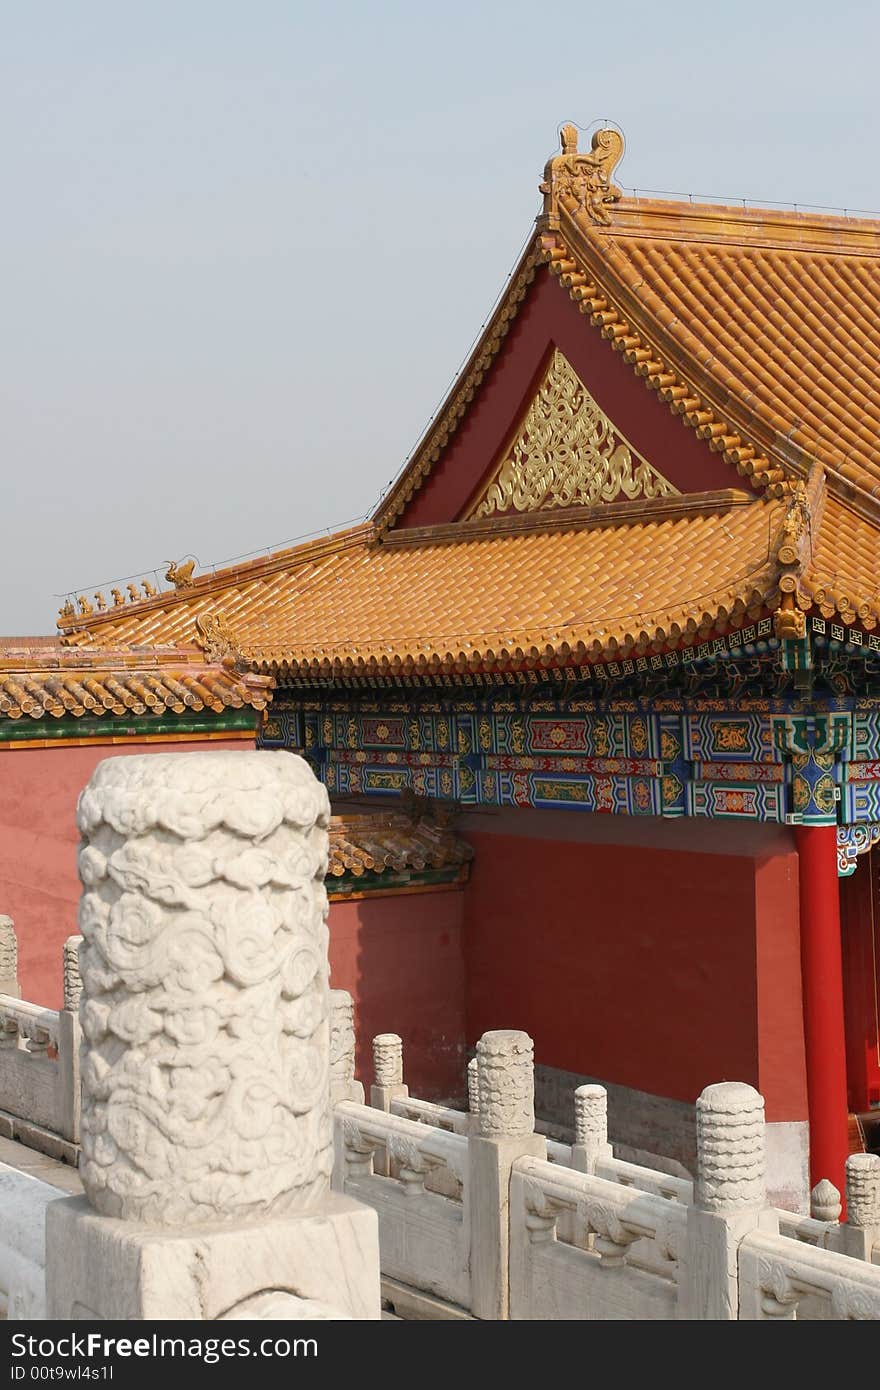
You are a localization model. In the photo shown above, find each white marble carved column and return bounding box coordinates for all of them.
[45,751,380,1320]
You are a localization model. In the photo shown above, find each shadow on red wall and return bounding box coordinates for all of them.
[329,887,466,1101]
[463,826,807,1124]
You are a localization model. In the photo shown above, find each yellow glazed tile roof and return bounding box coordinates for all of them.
[52,126,880,669]
[378,127,880,530]
[327,811,472,879]
[0,644,271,720]
[60,496,793,676]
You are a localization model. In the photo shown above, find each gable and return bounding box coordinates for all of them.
[386,265,747,531]
[464,347,677,518]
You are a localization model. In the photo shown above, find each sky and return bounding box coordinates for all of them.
[2,0,879,634]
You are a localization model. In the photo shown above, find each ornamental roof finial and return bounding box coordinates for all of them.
[539,123,625,228]
[560,123,579,155]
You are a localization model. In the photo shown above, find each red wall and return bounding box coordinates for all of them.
[329,888,466,1100]
[0,739,252,1008]
[755,851,810,1120]
[462,816,807,1123]
[840,850,880,1111]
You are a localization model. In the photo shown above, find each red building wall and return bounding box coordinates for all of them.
[840,850,880,1111]
[0,739,252,1008]
[329,888,466,1100]
[461,810,808,1125]
[0,738,468,1103]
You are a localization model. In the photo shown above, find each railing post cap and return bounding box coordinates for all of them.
[697,1081,764,1113]
[477,1029,533,1055]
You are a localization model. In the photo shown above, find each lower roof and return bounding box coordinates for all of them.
[328,808,472,880]
[50,477,880,681]
[0,645,271,720]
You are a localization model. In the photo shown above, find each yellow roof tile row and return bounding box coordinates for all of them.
[327,811,472,878]
[0,646,270,720]
[59,497,792,675]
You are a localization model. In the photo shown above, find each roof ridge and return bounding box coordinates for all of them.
[381,488,757,548]
[59,522,376,645]
[606,196,880,251]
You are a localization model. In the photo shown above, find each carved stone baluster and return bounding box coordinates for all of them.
[370,1033,408,1112]
[59,935,83,1144]
[810,1178,842,1225]
[62,937,82,1014]
[838,1154,880,1261]
[582,1198,641,1269]
[467,1055,480,1120]
[571,1083,613,1175]
[329,989,364,1105]
[0,916,19,997]
[342,1120,377,1180]
[757,1257,801,1318]
[21,1022,50,1056]
[0,1011,19,1048]
[387,1134,438,1199]
[522,1180,558,1244]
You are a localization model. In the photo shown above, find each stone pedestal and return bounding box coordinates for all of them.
[46,1193,379,1321]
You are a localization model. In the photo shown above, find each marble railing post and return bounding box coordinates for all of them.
[370,1033,408,1112]
[571,1083,613,1174]
[836,1154,880,1261]
[329,990,364,1105]
[810,1179,842,1225]
[0,917,19,998]
[469,1030,545,1320]
[45,751,380,1320]
[682,1082,773,1320]
[466,1056,480,1135]
[58,937,82,1145]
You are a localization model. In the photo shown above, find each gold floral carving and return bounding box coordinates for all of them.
[468,349,677,518]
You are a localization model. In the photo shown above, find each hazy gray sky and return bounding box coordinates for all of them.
[3,1,879,634]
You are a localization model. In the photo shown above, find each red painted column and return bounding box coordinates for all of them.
[795,825,850,1203]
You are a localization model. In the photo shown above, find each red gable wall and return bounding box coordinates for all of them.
[397,268,745,529]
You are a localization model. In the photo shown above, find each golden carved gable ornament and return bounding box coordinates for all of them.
[467,348,678,519]
[539,124,625,227]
